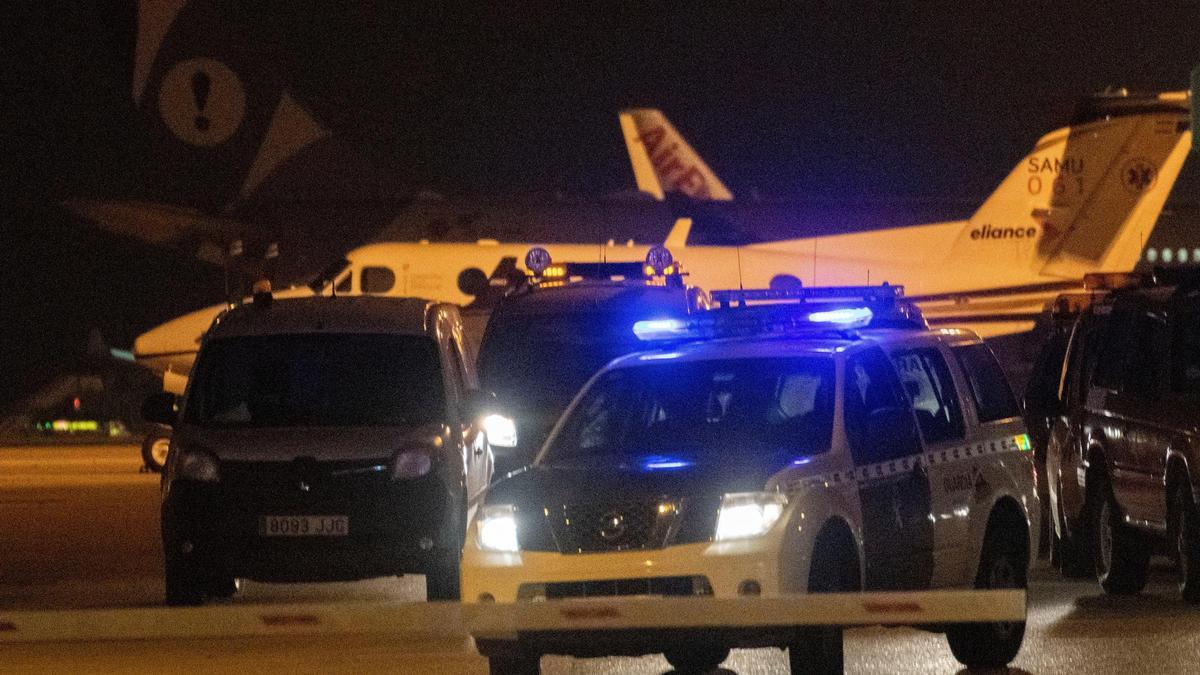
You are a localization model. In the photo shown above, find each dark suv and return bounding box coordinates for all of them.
[477,255,707,477]
[1035,271,1200,600]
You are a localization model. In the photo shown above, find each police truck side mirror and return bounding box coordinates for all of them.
[142,392,179,427]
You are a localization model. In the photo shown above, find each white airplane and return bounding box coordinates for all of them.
[135,91,1192,385]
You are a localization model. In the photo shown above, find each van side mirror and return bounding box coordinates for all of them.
[142,392,179,427]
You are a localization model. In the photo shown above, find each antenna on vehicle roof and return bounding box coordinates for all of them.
[736,245,745,292]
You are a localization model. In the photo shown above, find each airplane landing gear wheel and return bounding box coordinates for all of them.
[142,428,171,472]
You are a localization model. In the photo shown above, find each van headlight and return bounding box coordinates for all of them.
[715,492,787,541]
[176,448,220,482]
[391,449,433,480]
[483,414,518,448]
[477,504,519,552]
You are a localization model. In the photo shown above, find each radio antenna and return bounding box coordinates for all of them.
[736,245,745,291]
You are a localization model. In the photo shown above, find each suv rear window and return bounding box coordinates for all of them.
[952,343,1019,423]
[186,334,444,428]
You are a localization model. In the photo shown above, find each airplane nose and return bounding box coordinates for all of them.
[134,303,225,372]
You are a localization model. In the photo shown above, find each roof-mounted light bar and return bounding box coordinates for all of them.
[710,284,904,308]
[633,283,925,342]
[523,247,684,284]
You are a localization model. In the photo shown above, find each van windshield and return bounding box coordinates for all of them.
[185,334,444,428]
[542,357,836,466]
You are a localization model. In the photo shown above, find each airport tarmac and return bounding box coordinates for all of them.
[3,443,1200,674]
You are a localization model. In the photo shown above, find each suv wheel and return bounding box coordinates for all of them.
[1093,477,1150,595]
[164,550,205,606]
[946,521,1027,669]
[1171,481,1200,604]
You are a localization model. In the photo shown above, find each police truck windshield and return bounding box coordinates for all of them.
[543,357,835,466]
[185,334,445,428]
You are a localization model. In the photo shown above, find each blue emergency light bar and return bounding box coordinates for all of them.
[634,284,924,342]
[710,284,904,308]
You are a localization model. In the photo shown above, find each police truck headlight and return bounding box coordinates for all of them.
[176,448,220,482]
[483,414,518,448]
[715,492,787,540]
[477,504,520,552]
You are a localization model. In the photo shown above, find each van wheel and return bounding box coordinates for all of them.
[663,646,729,673]
[141,429,171,472]
[424,557,460,601]
[426,498,465,601]
[207,575,240,599]
[1170,481,1200,604]
[164,551,204,607]
[1092,477,1149,595]
[946,521,1027,669]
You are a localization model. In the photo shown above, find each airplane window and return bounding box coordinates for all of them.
[361,266,396,294]
[1180,248,1188,263]
[1164,248,1174,264]
[1146,248,1158,263]
[1193,248,1200,262]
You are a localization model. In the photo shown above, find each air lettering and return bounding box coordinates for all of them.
[639,127,665,155]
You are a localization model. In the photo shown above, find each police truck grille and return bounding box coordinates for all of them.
[518,498,691,553]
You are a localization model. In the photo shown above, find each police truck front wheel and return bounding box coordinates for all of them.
[946,521,1027,669]
[789,528,857,674]
[142,428,171,472]
[662,645,730,673]
[487,653,539,675]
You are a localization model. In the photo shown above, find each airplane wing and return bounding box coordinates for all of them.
[907,279,1086,335]
[63,198,247,265]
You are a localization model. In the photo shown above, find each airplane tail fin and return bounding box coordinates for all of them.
[957,90,1191,277]
[619,109,734,201]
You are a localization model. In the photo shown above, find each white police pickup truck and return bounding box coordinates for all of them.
[461,285,1038,674]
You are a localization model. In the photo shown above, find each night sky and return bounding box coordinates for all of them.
[3,1,1200,409]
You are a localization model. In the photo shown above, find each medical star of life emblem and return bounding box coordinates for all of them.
[1121,158,1157,194]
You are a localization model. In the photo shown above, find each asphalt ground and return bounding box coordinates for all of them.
[2,443,1198,674]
